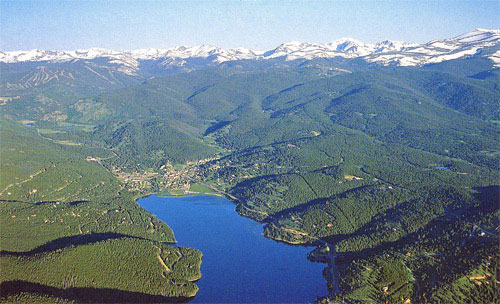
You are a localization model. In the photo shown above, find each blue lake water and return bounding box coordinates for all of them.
[435,166,449,170]
[138,194,328,303]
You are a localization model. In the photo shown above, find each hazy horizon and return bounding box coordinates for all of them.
[1,0,499,52]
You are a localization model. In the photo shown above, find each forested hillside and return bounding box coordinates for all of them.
[1,55,498,303]
[0,117,202,302]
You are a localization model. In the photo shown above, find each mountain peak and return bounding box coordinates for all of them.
[449,28,500,44]
[331,37,365,45]
[1,29,499,67]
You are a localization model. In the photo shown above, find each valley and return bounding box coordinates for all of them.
[1,28,499,303]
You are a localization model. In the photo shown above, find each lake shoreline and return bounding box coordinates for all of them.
[138,189,323,247]
[136,186,340,300]
[137,193,330,303]
[136,187,339,299]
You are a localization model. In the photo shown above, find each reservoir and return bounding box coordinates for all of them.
[138,194,328,303]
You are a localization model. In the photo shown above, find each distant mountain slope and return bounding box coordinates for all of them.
[1,29,498,125]
[44,65,495,174]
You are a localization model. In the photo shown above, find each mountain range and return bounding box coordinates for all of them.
[1,28,499,73]
[1,26,500,304]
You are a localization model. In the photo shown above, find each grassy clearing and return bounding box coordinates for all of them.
[189,183,218,195]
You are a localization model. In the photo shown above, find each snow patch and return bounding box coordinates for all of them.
[1,28,498,68]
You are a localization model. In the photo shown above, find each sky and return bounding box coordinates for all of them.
[1,0,499,51]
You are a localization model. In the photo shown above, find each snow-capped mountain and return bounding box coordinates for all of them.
[263,38,376,60]
[1,29,499,68]
[366,28,500,66]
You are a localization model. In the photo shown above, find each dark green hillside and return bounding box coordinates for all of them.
[410,71,500,120]
[74,67,334,123]
[469,67,500,84]
[0,117,202,303]
[0,117,118,202]
[0,61,144,122]
[2,60,499,303]
[423,57,498,77]
[95,119,219,168]
[186,68,498,303]
[59,66,345,169]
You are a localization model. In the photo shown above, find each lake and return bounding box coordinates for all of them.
[138,194,328,303]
